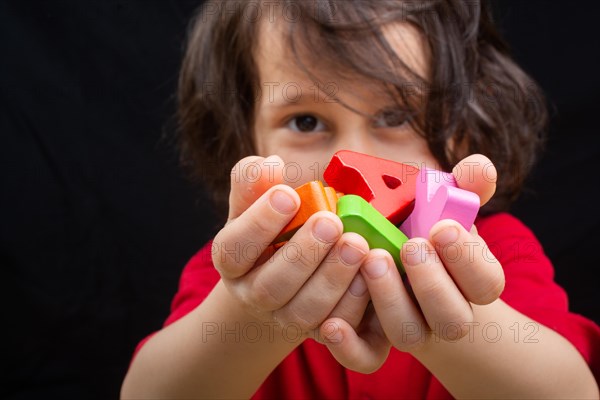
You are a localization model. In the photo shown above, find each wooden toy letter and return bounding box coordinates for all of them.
[324,150,419,225]
[337,195,409,274]
[273,181,338,244]
[399,168,480,239]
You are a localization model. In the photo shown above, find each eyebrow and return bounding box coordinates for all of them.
[260,80,417,119]
[264,96,313,110]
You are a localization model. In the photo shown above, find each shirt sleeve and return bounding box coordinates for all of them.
[477,213,600,382]
[163,241,220,326]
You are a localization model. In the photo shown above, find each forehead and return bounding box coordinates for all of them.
[254,16,429,96]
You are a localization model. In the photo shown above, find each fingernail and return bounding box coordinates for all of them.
[364,257,388,279]
[349,274,367,296]
[403,242,424,266]
[270,190,297,214]
[432,225,459,246]
[340,242,366,265]
[313,218,340,243]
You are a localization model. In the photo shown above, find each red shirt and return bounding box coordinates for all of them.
[139,213,600,399]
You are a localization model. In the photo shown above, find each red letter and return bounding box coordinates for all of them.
[324,150,419,225]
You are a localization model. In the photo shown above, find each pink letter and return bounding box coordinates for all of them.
[400,168,480,239]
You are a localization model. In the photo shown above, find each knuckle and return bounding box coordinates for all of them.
[210,238,239,279]
[211,223,266,278]
[436,309,473,341]
[247,278,282,311]
[298,246,319,268]
[331,303,361,329]
[320,270,345,294]
[284,241,321,271]
[278,307,321,332]
[415,277,447,302]
[441,244,471,271]
[248,212,278,240]
[471,270,505,305]
[376,291,404,315]
[393,328,429,353]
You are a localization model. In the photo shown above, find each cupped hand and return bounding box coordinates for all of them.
[321,154,505,370]
[212,155,373,344]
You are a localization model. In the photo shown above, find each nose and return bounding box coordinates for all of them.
[332,124,376,157]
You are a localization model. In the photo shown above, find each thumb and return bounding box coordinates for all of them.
[452,154,497,207]
[228,155,286,221]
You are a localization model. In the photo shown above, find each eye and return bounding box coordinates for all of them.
[287,114,325,133]
[372,108,411,128]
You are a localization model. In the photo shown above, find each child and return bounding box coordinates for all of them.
[121,1,600,398]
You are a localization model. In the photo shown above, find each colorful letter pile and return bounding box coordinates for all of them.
[273,150,480,274]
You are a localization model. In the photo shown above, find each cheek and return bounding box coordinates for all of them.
[413,141,440,170]
[375,137,438,170]
[253,130,268,157]
[404,136,439,170]
[253,114,276,157]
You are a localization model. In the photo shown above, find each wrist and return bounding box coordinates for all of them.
[207,280,307,350]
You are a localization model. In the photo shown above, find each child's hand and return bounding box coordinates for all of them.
[321,155,505,371]
[212,155,372,343]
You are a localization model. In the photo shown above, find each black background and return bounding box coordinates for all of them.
[1,1,599,398]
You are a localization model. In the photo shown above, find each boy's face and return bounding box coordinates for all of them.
[254,20,438,187]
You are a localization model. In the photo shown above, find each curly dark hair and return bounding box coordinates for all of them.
[177,0,547,220]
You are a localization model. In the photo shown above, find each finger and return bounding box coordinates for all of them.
[228,155,286,221]
[401,239,473,341]
[430,219,505,305]
[238,211,342,313]
[361,249,429,351]
[272,231,368,331]
[320,316,391,374]
[452,154,497,206]
[324,272,370,331]
[213,184,300,280]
